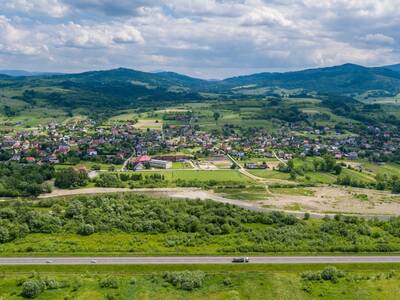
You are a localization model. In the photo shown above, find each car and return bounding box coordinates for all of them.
[91,259,97,264]
[232,257,249,263]
[46,260,53,264]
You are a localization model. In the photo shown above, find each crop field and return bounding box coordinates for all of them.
[1,264,400,299]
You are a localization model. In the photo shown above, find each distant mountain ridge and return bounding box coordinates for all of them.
[383,64,400,73]
[1,63,400,112]
[0,70,63,77]
[217,63,400,94]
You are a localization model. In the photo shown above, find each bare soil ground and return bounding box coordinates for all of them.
[37,185,400,217]
[263,186,400,215]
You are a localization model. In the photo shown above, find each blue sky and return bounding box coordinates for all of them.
[0,0,399,78]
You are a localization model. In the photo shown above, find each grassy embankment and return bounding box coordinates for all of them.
[1,264,400,299]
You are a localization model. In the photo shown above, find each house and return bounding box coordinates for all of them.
[347,152,358,160]
[26,156,36,163]
[135,155,151,164]
[133,163,145,171]
[88,149,98,157]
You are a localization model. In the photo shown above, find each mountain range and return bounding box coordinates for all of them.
[1,63,399,112]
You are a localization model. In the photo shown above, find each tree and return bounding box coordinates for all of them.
[392,181,400,194]
[333,164,342,175]
[287,159,294,172]
[322,155,336,172]
[213,112,220,122]
[0,227,10,243]
[3,105,15,117]
[55,168,88,189]
[21,280,44,298]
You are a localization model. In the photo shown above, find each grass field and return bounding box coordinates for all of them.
[214,186,269,200]
[55,162,123,171]
[270,187,315,196]
[133,170,252,182]
[1,264,400,299]
[248,170,292,181]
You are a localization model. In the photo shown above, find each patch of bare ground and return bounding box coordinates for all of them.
[261,185,400,215]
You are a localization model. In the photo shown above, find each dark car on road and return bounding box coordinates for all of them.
[232,257,249,263]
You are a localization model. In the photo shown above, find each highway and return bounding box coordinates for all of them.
[1,256,400,265]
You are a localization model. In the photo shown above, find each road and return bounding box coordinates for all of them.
[1,256,400,265]
[226,153,266,182]
[272,150,287,166]
[121,152,136,171]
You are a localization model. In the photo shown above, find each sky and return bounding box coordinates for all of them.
[0,0,399,79]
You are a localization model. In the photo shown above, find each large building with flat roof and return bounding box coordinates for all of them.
[149,159,172,169]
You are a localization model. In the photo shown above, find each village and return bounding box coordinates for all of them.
[1,110,400,174]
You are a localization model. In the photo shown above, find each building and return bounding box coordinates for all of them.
[149,159,172,169]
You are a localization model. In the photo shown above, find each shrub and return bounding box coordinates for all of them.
[163,271,205,290]
[321,266,345,282]
[43,278,59,289]
[301,271,322,281]
[77,224,95,236]
[21,280,44,298]
[301,267,345,283]
[99,276,119,289]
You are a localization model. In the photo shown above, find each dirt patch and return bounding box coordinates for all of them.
[261,186,400,215]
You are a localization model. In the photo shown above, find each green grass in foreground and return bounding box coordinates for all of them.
[1,264,400,299]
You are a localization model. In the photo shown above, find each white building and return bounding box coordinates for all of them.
[149,159,172,169]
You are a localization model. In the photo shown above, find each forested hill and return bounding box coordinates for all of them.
[218,63,400,94]
[384,64,400,74]
[1,63,400,112]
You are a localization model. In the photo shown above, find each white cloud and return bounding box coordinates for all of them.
[241,6,293,27]
[55,22,144,49]
[4,0,69,18]
[0,15,44,55]
[361,33,395,45]
[0,0,399,76]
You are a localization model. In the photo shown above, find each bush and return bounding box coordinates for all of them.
[77,224,95,236]
[301,271,322,281]
[321,266,345,282]
[99,276,119,289]
[21,280,44,298]
[163,271,205,290]
[301,267,345,283]
[0,226,10,243]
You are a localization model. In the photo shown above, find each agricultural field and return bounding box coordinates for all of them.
[1,264,400,299]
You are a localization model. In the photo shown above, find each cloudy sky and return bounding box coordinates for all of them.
[0,0,399,78]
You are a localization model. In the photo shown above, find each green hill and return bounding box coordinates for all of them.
[1,63,400,116]
[218,64,400,94]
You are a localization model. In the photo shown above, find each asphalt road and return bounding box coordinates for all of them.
[1,256,400,265]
